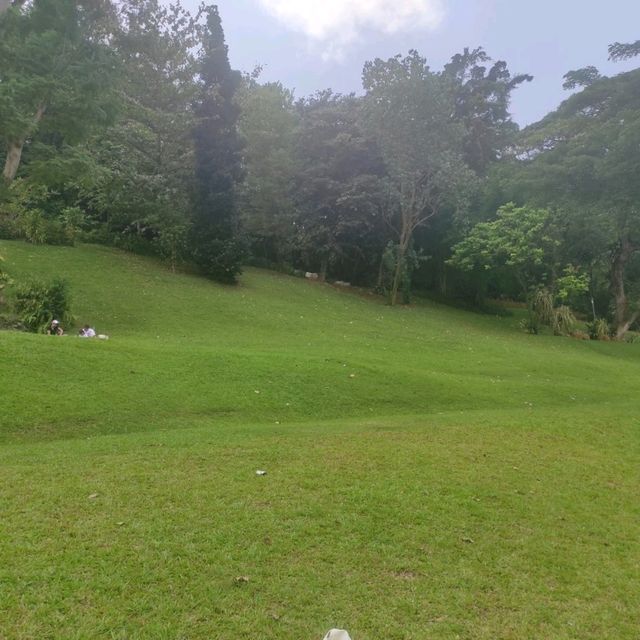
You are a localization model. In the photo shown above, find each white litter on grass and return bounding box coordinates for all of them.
[256,470,267,476]
[323,630,352,640]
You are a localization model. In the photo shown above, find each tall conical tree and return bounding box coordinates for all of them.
[190,4,244,283]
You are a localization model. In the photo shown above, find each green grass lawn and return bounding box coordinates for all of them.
[1,240,639,639]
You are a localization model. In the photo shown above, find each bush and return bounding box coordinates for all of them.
[526,289,577,336]
[191,236,247,284]
[13,278,71,333]
[587,318,611,341]
[0,254,11,308]
[552,305,577,336]
[22,209,48,244]
[0,213,21,240]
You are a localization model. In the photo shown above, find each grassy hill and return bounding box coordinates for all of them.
[1,240,639,639]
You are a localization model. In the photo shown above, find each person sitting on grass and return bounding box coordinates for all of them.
[78,324,96,338]
[47,319,64,336]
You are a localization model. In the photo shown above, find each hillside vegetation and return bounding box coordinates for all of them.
[1,240,639,639]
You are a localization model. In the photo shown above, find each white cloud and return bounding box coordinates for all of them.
[256,0,445,59]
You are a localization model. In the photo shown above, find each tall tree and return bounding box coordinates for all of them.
[0,0,117,183]
[292,91,386,282]
[190,4,244,283]
[506,66,640,338]
[441,47,532,175]
[363,50,475,305]
[237,78,298,265]
[85,0,199,267]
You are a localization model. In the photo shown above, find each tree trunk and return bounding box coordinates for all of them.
[376,253,385,292]
[2,140,25,183]
[2,104,46,183]
[390,193,414,306]
[438,259,447,295]
[319,254,329,282]
[616,311,639,340]
[611,237,634,338]
[390,231,410,306]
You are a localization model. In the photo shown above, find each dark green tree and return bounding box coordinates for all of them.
[503,65,640,338]
[190,5,244,283]
[562,66,602,90]
[609,39,640,61]
[292,91,387,282]
[441,47,532,174]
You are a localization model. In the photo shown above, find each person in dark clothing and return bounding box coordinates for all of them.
[47,320,64,336]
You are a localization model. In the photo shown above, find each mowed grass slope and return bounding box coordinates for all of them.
[1,239,639,639]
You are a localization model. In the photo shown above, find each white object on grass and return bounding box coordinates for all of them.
[256,470,267,476]
[323,630,352,640]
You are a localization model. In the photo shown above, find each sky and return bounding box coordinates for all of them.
[178,0,640,126]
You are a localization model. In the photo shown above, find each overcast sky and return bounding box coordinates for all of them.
[178,0,640,126]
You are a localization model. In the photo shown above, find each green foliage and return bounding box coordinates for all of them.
[0,0,119,181]
[587,318,612,341]
[562,66,602,90]
[441,47,532,174]
[84,0,199,256]
[190,236,246,284]
[60,206,85,244]
[556,265,589,303]
[0,253,10,303]
[449,203,558,297]
[238,79,298,264]
[380,241,424,304]
[530,288,555,332]
[155,223,190,273]
[609,39,640,61]
[190,5,244,283]
[363,50,477,304]
[552,304,577,336]
[293,91,387,281]
[0,180,84,245]
[523,289,578,336]
[21,209,48,244]
[508,66,640,336]
[13,276,70,332]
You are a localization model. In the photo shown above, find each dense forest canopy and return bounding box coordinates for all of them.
[1,0,638,337]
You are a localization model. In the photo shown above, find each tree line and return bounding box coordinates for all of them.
[1,0,638,338]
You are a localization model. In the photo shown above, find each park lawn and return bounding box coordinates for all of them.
[0,239,639,639]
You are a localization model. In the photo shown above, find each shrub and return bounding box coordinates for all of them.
[0,213,21,240]
[531,289,554,325]
[0,254,11,307]
[22,209,48,244]
[13,278,71,333]
[526,289,577,336]
[61,207,85,245]
[587,318,611,341]
[552,305,577,336]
